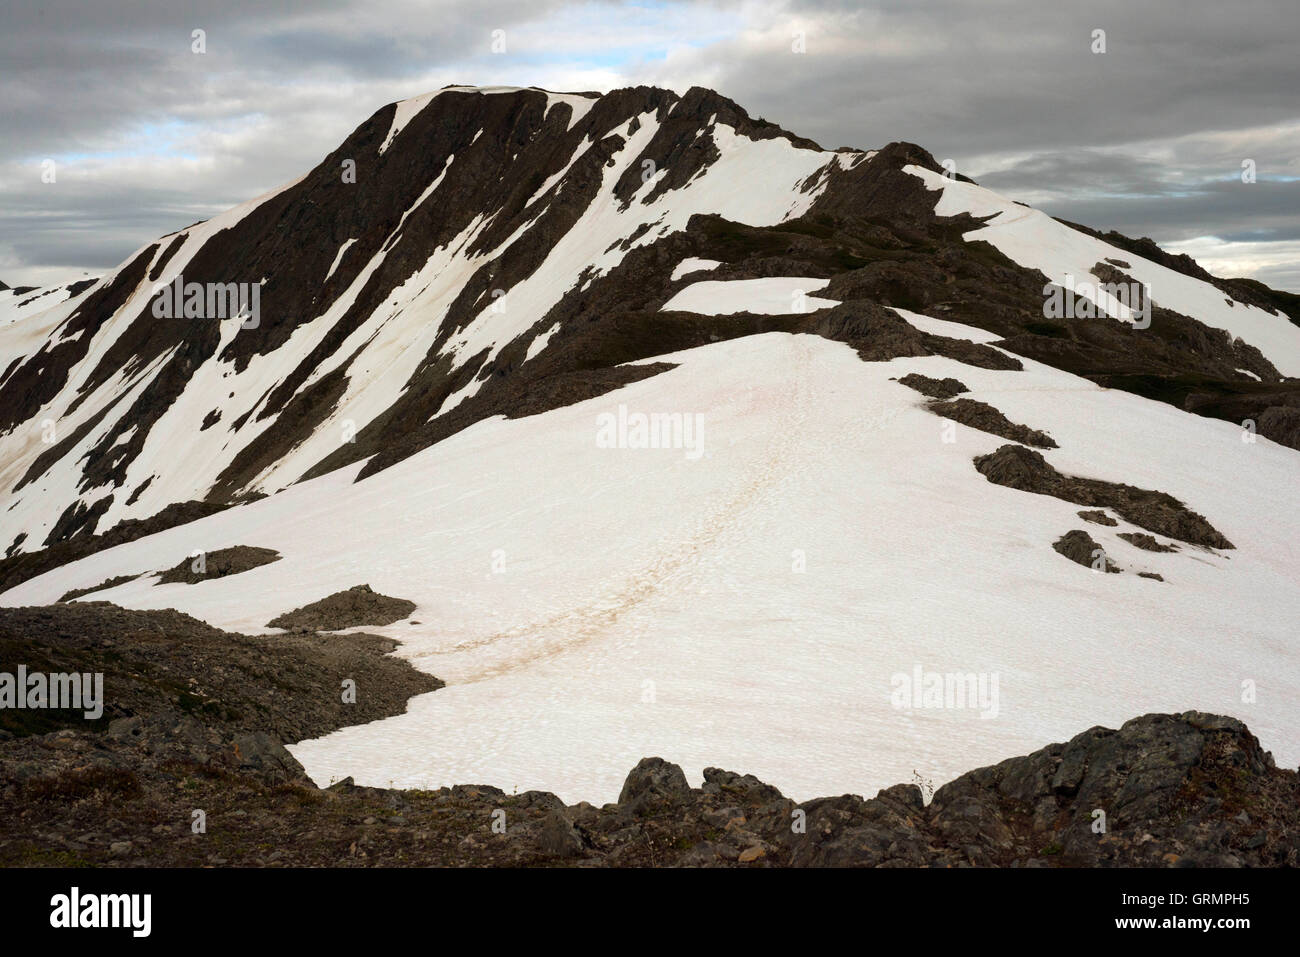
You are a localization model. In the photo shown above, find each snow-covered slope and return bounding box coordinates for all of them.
[5,319,1296,802]
[907,166,1300,377]
[1,85,1297,803]
[0,276,98,321]
[0,277,99,369]
[3,87,1295,563]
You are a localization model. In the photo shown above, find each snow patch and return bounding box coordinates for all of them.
[379,92,439,155]
[525,322,561,362]
[891,307,1004,344]
[670,258,723,281]
[662,277,838,315]
[325,239,357,281]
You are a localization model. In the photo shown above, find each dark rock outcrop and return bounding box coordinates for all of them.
[618,756,692,814]
[1053,529,1121,573]
[0,499,236,594]
[0,602,440,742]
[1077,509,1117,526]
[3,626,1292,872]
[156,545,281,584]
[58,574,139,603]
[896,372,969,399]
[927,397,1057,448]
[1118,532,1178,553]
[266,584,417,631]
[6,83,1295,592]
[974,444,1233,549]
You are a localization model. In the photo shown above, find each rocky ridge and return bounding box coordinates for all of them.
[1,604,1293,868]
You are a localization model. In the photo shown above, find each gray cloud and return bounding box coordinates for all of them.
[1,0,1297,291]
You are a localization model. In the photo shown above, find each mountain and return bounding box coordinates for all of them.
[0,85,1297,803]
[0,276,98,328]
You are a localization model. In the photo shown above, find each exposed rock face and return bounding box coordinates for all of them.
[896,373,969,399]
[1077,509,1118,526]
[1053,529,1121,573]
[927,397,1057,448]
[0,500,235,594]
[3,607,1290,868]
[537,809,587,858]
[0,602,440,742]
[804,300,932,362]
[5,699,1293,867]
[58,574,138,603]
[1118,532,1178,553]
[1066,220,1300,329]
[229,732,308,784]
[57,544,281,602]
[1256,405,1300,449]
[916,712,1286,867]
[974,444,1233,549]
[266,584,417,631]
[618,756,693,814]
[156,545,281,584]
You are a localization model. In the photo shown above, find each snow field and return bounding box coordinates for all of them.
[6,322,1296,803]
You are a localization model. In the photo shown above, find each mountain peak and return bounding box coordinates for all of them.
[1,82,1298,814]
[0,82,1296,551]
[377,83,831,156]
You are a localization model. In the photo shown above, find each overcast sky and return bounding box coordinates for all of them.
[2,0,1297,290]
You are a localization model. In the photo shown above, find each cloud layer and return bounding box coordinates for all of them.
[2,0,1297,290]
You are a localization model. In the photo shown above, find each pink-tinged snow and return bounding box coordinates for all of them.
[324,239,357,281]
[5,324,1297,803]
[662,277,839,315]
[906,165,1300,377]
[890,307,1004,344]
